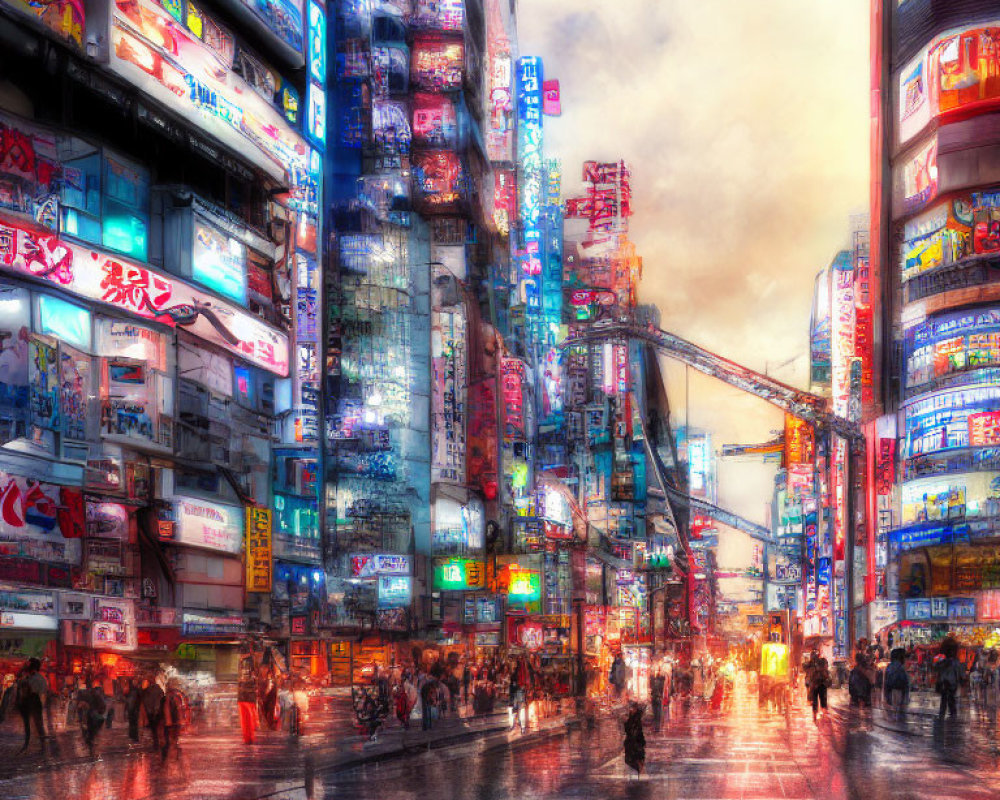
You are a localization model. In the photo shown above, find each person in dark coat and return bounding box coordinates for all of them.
[124,678,142,742]
[623,702,646,776]
[141,675,166,752]
[649,669,666,726]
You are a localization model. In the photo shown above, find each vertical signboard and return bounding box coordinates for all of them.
[517,56,543,316]
[246,507,273,592]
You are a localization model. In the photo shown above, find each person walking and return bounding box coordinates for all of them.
[808,657,831,720]
[462,663,471,706]
[420,676,438,731]
[649,668,665,727]
[609,653,626,701]
[141,674,166,753]
[935,637,965,719]
[14,657,47,753]
[623,701,646,777]
[124,678,141,743]
[848,653,874,708]
[162,679,188,759]
[77,678,107,755]
[237,644,259,744]
[883,648,910,714]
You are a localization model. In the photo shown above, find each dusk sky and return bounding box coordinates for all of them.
[519,0,871,583]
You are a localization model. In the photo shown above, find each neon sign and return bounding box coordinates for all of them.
[517,56,543,316]
[432,557,485,591]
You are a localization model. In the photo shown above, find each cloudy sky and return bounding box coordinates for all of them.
[519,0,870,575]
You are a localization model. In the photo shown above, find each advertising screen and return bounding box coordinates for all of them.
[1,0,83,47]
[905,386,1000,457]
[192,217,247,304]
[377,576,412,608]
[504,567,541,613]
[898,22,1000,146]
[237,0,304,55]
[432,557,485,591]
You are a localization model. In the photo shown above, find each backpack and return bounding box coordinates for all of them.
[937,659,959,692]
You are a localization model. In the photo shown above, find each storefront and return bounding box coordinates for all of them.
[178,612,245,682]
[0,586,60,676]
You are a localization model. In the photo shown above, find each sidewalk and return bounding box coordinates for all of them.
[0,694,582,782]
[826,688,1000,745]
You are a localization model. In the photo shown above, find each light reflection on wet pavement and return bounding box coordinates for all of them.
[4,686,1000,800]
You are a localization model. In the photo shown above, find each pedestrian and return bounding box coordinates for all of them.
[14,657,47,753]
[141,674,166,752]
[0,673,16,723]
[420,677,438,731]
[124,677,141,743]
[848,653,874,708]
[609,653,626,701]
[649,668,665,726]
[808,657,831,720]
[934,637,965,719]
[883,648,910,714]
[462,663,471,706]
[261,666,279,731]
[623,701,646,777]
[237,643,259,744]
[77,678,107,754]
[509,670,524,733]
[162,679,188,759]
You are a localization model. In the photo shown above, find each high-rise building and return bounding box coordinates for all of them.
[873,2,1000,637]
[0,0,322,679]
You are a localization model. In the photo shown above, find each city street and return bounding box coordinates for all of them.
[4,687,1000,800]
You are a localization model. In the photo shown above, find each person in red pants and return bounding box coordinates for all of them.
[237,643,258,745]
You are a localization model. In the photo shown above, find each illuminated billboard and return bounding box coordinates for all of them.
[898,22,1000,146]
[108,0,308,182]
[901,188,1000,283]
[904,306,1000,391]
[192,218,247,304]
[1,0,83,47]
[905,386,1000,457]
[517,56,544,316]
[0,215,290,375]
[432,557,486,591]
[166,496,244,555]
[502,565,541,613]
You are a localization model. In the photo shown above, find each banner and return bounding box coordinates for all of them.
[542,79,561,115]
[245,507,272,593]
[0,215,289,375]
[501,357,526,442]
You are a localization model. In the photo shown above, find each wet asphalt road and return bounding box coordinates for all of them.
[4,685,1000,800]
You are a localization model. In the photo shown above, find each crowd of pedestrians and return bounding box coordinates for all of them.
[0,657,191,760]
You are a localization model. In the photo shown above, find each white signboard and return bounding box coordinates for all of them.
[171,497,244,555]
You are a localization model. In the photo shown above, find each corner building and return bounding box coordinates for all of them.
[875,0,1000,642]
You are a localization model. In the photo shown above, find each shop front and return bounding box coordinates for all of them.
[60,595,139,685]
[0,586,59,678]
[178,612,245,682]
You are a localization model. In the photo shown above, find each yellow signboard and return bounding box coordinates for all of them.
[245,507,273,593]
